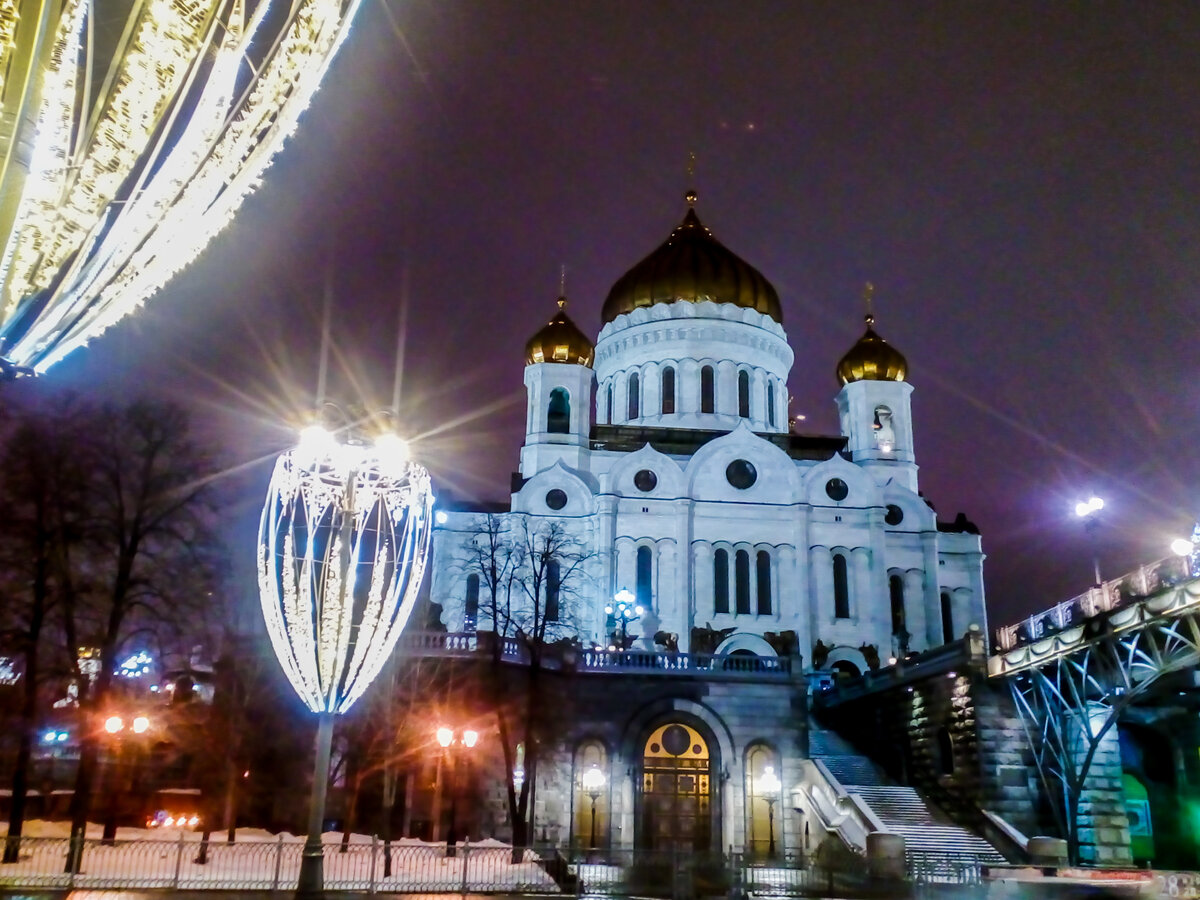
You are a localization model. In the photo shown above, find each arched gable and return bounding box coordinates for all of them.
[802,453,880,508]
[605,443,687,497]
[513,460,597,516]
[685,420,799,503]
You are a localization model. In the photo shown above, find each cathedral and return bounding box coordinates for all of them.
[424,192,990,854]
[431,192,986,674]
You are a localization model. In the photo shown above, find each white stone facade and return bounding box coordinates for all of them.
[430,286,987,675]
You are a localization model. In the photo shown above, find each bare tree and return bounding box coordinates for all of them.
[59,400,224,869]
[0,399,88,862]
[463,515,593,857]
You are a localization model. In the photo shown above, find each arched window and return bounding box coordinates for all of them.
[701,366,715,413]
[738,370,750,418]
[546,559,560,622]
[661,367,675,415]
[547,387,570,434]
[756,551,772,615]
[889,574,906,636]
[573,740,608,849]
[767,383,776,428]
[465,573,479,631]
[745,743,779,858]
[874,405,895,452]
[628,372,640,419]
[735,549,751,615]
[937,727,955,776]
[713,549,729,615]
[833,553,850,619]
[941,591,954,644]
[606,383,613,424]
[636,546,652,610]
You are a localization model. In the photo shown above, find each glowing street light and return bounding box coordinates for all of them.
[1172,538,1194,558]
[605,588,644,649]
[582,765,606,850]
[758,764,782,858]
[0,0,364,376]
[435,727,478,858]
[258,415,434,897]
[1074,495,1105,586]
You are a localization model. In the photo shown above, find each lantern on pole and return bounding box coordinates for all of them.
[258,414,433,896]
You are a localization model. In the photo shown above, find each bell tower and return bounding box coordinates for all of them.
[520,294,595,477]
[835,285,917,491]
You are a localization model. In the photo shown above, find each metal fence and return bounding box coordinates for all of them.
[0,835,951,895]
[0,836,561,892]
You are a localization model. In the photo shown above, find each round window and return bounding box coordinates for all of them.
[885,504,904,526]
[545,489,567,510]
[825,478,849,501]
[726,459,758,489]
[634,469,658,492]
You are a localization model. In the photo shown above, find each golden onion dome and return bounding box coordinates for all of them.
[836,312,908,385]
[601,192,782,324]
[525,297,595,367]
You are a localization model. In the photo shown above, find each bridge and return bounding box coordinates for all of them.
[987,553,1200,865]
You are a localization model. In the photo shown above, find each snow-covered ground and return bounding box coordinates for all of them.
[0,820,560,891]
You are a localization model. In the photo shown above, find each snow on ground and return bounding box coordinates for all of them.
[0,821,559,891]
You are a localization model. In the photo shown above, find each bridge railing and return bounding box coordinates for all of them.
[396,632,792,678]
[995,555,1193,650]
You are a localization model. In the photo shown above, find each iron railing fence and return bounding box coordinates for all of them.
[906,850,984,886]
[0,836,560,892]
[0,835,962,894]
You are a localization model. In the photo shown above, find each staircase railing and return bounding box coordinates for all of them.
[793,759,881,855]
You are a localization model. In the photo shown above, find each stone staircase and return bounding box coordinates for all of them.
[810,724,1006,866]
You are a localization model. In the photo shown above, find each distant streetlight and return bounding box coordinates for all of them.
[1171,538,1194,558]
[436,727,478,858]
[1074,495,1104,586]
[605,588,643,649]
[758,765,781,858]
[581,765,605,850]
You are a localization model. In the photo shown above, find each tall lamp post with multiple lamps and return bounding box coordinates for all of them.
[258,411,434,898]
[605,588,643,650]
[100,715,151,844]
[582,765,605,852]
[758,765,781,859]
[1075,495,1104,586]
[436,726,478,858]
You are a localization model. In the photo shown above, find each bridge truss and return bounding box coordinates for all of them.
[989,578,1200,861]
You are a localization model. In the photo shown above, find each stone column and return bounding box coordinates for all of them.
[850,547,872,624]
[903,569,926,654]
[920,532,941,648]
[809,546,832,647]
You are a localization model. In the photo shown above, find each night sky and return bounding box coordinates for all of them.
[16,1,1200,630]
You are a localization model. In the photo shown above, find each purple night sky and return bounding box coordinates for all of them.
[17,1,1200,629]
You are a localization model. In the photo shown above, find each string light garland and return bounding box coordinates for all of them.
[0,0,363,374]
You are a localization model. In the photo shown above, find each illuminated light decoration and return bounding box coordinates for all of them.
[0,0,363,374]
[259,420,432,894]
[258,428,434,715]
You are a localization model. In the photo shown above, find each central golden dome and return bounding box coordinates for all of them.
[601,194,782,324]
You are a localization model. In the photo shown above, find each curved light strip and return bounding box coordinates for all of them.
[258,440,434,714]
[0,0,363,373]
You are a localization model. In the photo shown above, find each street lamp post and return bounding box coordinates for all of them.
[436,727,478,858]
[1075,496,1104,586]
[605,588,644,650]
[758,765,781,859]
[258,413,434,898]
[100,715,151,845]
[581,765,605,851]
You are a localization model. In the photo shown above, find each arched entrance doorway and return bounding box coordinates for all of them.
[640,722,714,852]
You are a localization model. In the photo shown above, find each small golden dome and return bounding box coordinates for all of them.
[601,193,782,324]
[836,313,908,385]
[525,298,595,367]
